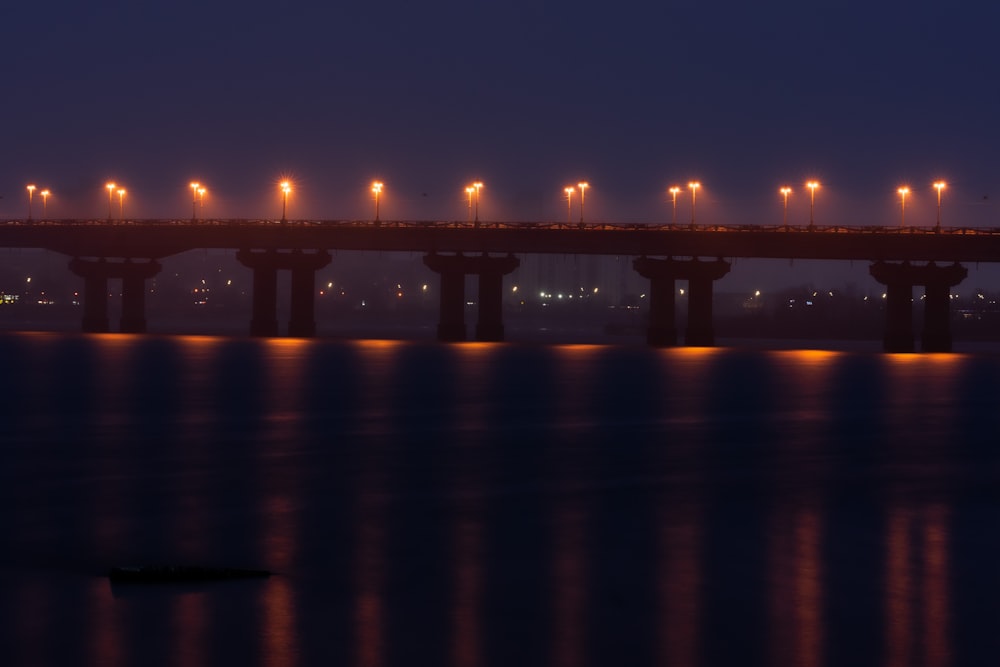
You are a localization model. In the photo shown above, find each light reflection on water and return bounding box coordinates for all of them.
[1,334,1000,665]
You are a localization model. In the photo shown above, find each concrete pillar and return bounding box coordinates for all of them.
[69,257,161,334]
[424,253,520,342]
[81,271,110,333]
[438,269,467,342]
[922,282,952,353]
[476,270,505,341]
[871,261,966,353]
[288,267,317,337]
[884,281,915,353]
[287,251,332,337]
[120,274,146,333]
[686,275,716,346]
[238,250,279,337]
[634,257,729,347]
[633,257,677,347]
[922,263,967,352]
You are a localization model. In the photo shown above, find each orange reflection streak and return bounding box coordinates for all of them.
[885,507,913,667]
[354,511,386,667]
[768,508,792,667]
[353,342,392,667]
[923,504,950,667]
[263,578,297,667]
[172,594,207,667]
[450,344,490,667]
[794,507,823,667]
[658,509,701,667]
[551,504,587,667]
[262,495,299,667]
[89,578,124,667]
[452,518,483,667]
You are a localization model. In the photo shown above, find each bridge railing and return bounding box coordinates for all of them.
[0,219,997,235]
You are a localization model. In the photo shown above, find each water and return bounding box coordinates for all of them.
[1,333,999,666]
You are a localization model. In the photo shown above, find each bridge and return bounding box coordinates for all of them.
[2,218,999,351]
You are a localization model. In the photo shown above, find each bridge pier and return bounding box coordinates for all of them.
[633,257,731,347]
[69,258,162,333]
[237,249,332,337]
[869,261,967,352]
[423,253,520,342]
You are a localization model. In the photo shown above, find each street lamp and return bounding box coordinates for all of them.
[40,190,50,220]
[117,189,127,221]
[26,185,36,221]
[190,182,200,220]
[473,181,483,226]
[933,181,946,231]
[198,187,206,218]
[806,181,819,229]
[106,182,116,221]
[564,186,575,224]
[779,187,792,227]
[897,186,910,227]
[688,181,700,228]
[465,186,475,223]
[280,181,291,223]
[577,181,589,224]
[371,181,383,224]
[668,186,681,226]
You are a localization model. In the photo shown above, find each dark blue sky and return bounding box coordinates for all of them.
[4,1,998,226]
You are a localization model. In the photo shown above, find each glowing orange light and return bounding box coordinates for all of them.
[806,181,820,227]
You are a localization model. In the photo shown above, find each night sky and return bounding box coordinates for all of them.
[4,1,999,228]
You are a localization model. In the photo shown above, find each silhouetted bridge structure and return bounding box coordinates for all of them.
[3,218,1000,352]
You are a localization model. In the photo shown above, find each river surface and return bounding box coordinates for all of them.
[1,332,999,666]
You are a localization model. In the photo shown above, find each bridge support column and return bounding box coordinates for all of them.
[870,261,967,353]
[634,257,730,347]
[288,251,333,337]
[237,249,331,337]
[69,257,161,333]
[633,257,677,346]
[120,260,162,333]
[476,257,520,341]
[240,251,279,337]
[424,253,520,342]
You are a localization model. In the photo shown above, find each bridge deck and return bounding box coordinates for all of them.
[1,220,998,263]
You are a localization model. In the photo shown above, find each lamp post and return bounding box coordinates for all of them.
[897,186,910,227]
[780,187,792,227]
[371,181,383,224]
[577,181,589,224]
[40,190,50,220]
[26,185,36,221]
[198,187,206,219]
[280,181,291,223]
[465,186,474,224]
[806,181,819,229]
[117,189,126,221]
[190,182,200,220]
[473,181,483,226]
[669,186,681,226]
[933,181,946,232]
[688,181,700,228]
[106,182,116,221]
[564,186,575,224]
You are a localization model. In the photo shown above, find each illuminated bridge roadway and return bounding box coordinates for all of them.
[3,218,999,352]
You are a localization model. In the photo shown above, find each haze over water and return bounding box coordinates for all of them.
[1,332,999,665]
